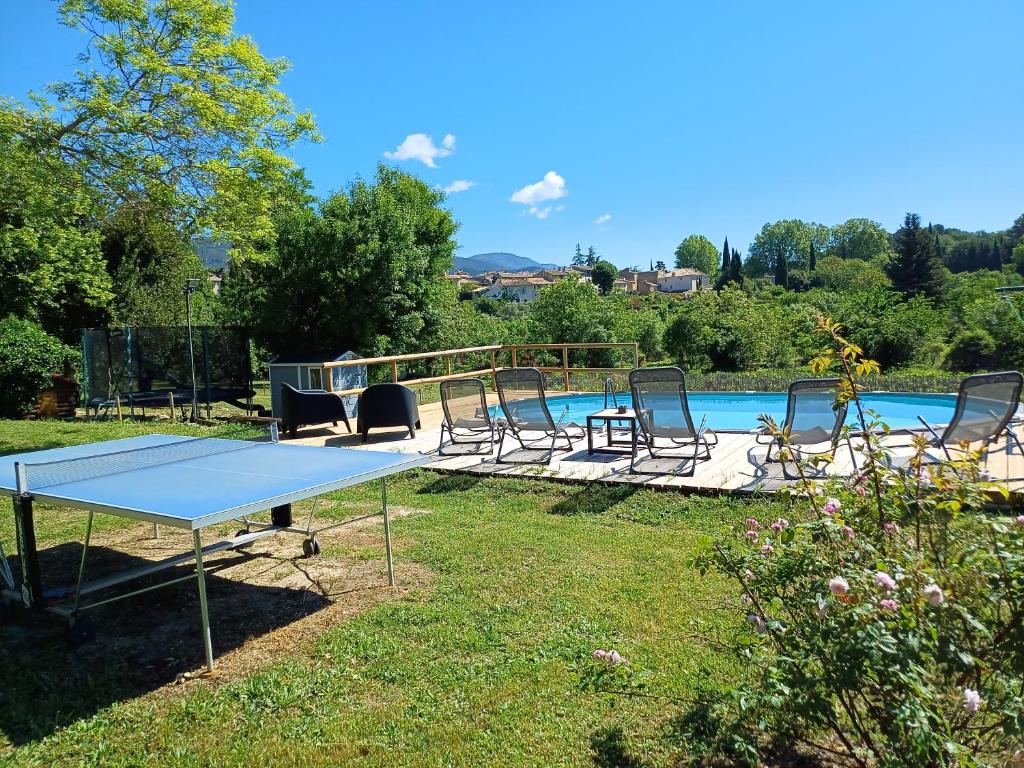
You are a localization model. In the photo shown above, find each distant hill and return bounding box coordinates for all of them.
[453,252,559,274]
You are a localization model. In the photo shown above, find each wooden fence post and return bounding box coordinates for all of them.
[489,350,497,391]
[390,361,399,383]
[511,347,518,369]
[562,346,570,391]
[634,343,640,369]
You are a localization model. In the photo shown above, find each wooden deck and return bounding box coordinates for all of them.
[287,397,1024,496]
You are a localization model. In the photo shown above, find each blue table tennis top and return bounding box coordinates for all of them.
[0,434,430,530]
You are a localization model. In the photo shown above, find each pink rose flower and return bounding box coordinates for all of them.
[592,649,608,660]
[883,522,899,534]
[1016,515,1024,526]
[760,543,774,555]
[875,571,897,591]
[963,687,981,713]
[880,598,898,612]
[923,583,944,607]
[841,525,856,539]
[823,497,841,515]
[745,529,759,540]
[828,577,849,596]
[745,518,760,530]
[855,486,867,497]
[607,650,626,665]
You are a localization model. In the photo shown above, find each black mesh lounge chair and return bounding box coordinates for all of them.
[438,378,496,455]
[494,368,585,464]
[756,379,851,467]
[629,366,717,474]
[915,371,1024,465]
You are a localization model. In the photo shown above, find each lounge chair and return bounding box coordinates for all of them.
[913,371,1024,467]
[438,378,496,455]
[357,384,421,442]
[494,368,585,464]
[756,379,850,469]
[629,366,717,474]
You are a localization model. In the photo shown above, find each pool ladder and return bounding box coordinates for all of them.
[603,376,620,409]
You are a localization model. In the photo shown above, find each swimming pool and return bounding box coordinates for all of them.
[492,391,958,431]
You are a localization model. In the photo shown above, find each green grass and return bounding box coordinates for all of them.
[0,419,784,767]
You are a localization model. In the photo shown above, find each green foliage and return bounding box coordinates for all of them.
[0,127,111,341]
[0,316,74,418]
[946,328,997,372]
[810,256,891,292]
[102,202,217,326]
[888,213,946,299]
[683,319,1024,766]
[825,217,892,261]
[746,219,828,277]
[222,165,456,357]
[674,234,719,278]
[1,0,318,254]
[663,287,802,371]
[591,259,618,295]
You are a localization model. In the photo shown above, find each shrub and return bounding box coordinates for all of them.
[946,328,998,372]
[682,317,1024,766]
[0,316,74,418]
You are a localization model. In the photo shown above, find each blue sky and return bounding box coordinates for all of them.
[1,1,1021,268]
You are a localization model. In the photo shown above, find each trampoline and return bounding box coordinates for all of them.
[81,326,255,419]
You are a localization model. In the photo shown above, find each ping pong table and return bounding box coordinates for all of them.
[0,432,429,671]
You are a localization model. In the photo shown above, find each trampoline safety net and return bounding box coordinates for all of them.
[81,327,254,413]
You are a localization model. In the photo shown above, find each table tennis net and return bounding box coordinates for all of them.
[18,438,257,492]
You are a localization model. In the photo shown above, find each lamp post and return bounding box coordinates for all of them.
[184,278,203,422]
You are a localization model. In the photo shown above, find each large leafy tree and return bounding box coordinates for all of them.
[222,165,457,357]
[888,213,946,299]
[0,0,318,254]
[0,126,111,341]
[591,259,617,295]
[825,218,891,261]
[673,234,719,278]
[746,219,828,277]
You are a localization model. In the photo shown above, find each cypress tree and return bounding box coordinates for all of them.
[721,237,730,276]
[774,246,788,287]
[730,247,743,282]
[808,240,817,272]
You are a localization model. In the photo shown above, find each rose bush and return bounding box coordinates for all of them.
[678,317,1024,766]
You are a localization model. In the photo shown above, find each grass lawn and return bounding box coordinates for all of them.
[0,420,785,767]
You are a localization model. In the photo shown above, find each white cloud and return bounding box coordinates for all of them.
[529,206,552,219]
[594,213,612,225]
[510,171,567,206]
[384,133,456,167]
[442,179,476,194]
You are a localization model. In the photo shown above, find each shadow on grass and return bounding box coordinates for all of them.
[416,473,484,494]
[0,543,330,746]
[590,725,649,768]
[550,484,636,517]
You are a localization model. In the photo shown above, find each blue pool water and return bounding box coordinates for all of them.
[493,391,958,431]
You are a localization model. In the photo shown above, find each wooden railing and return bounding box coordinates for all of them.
[321,342,639,397]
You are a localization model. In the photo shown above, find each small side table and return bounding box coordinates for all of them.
[587,408,639,455]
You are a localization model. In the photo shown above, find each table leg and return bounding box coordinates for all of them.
[193,530,215,672]
[606,418,613,448]
[382,478,395,587]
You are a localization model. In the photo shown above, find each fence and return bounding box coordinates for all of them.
[321,343,639,397]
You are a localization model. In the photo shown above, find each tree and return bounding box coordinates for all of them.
[585,246,598,266]
[674,234,719,278]
[0,0,318,254]
[774,245,789,288]
[825,218,891,261]
[808,240,817,272]
[730,248,743,283]
[888,213,946,299]
[1010,212,1024,249]
[222,165,456,356]
[0,126,111,341]
[747,220,828,277]
[654,260,667,271]
[572,243,586,266]
[591,259,617,295]
[717,238,732,288]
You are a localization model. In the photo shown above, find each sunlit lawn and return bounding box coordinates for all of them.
[0,420,784,767]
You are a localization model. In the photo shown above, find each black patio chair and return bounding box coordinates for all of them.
[280,382,351,438]
[357,383,421,442]
[494,368,584,464]
[629,366,716,474]
[438,378,496,455]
